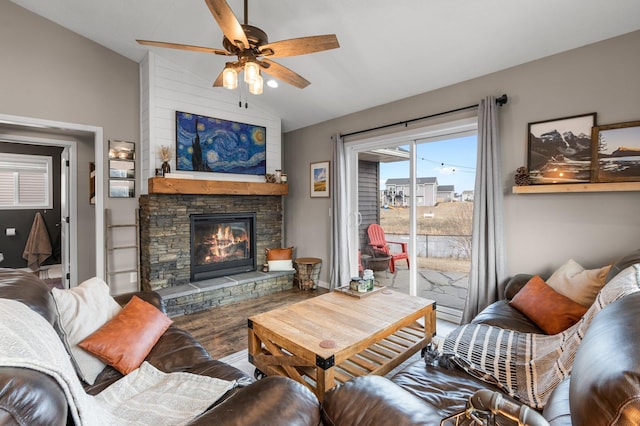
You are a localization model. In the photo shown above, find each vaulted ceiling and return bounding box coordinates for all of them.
[11,0,640,132]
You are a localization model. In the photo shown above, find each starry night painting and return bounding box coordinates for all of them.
[176,111,266,175]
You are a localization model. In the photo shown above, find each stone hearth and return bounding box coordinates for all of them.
[153,270,294,317]
[139,192,292,316]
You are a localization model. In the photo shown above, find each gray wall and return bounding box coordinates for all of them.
[284,30,640,284]
[0,2,139,283]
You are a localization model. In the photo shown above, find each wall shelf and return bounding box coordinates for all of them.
[148,177,288,196]
[512,182,640,194]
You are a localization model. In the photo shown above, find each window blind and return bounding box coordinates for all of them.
[0,153,52,209]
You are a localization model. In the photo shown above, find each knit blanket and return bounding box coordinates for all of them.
[442,264,640,409]
[0,298,235,425]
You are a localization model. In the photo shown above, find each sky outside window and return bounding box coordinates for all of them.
[379,135,477,194]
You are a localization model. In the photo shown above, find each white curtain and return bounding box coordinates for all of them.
[462,96,506,323]
[330,134,351,289]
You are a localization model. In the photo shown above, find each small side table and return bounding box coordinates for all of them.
[293,257,322,290]
[360,254,391,273]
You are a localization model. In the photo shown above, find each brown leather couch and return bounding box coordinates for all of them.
[322,250,640,426]
[0,269,320,425]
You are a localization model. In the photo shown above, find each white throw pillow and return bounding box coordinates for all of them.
[546,259,611,307]
[51,277,122,384]
[268,259,295,271]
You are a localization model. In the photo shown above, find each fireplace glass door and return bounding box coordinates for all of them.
[190,213,256,281]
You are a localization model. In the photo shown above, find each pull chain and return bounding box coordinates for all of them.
[238,80,249,108]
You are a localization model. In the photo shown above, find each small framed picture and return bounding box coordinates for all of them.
[108,140,135,160]
[527,113,596,184]
[592,120,640,182]
[310,161,330,198]
[109,180,135,198]
[109,160,135,179]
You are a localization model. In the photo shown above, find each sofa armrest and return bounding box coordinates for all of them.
[605,248,640,283]
[322,375,443,426]
[0,367,68,426]
[114,291,165,312]
[542,378,572,426]
[188,376,320,425]
[471,300,544,333]
[504,273,534,300]
[570,291,640,426]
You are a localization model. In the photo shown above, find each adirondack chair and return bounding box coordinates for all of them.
[366,224,409,274]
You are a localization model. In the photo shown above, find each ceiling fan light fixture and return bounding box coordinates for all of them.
[137,0,340,95]
[266,79,278,88]
[222,66,238,90]
[248,74,263,95]
[244,61,260,83]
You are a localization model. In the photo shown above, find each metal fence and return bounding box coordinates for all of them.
[384,233,471,259]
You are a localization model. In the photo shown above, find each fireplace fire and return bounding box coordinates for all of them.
[190,213,257,281]
[196,224,248,263]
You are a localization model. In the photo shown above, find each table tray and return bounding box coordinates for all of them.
[335,284,386,298]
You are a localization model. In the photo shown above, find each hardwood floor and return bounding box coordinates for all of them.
[171,287,329,359]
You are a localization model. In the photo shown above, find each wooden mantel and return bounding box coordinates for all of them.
[148,177,288,196]
[512,181,640,194]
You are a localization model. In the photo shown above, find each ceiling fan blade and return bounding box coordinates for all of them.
[204,0,249,50]
[258,35,339,58]
[137,39,230,55]
[260,59,310,89]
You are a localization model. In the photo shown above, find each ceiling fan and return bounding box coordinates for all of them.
[137,0,339,94]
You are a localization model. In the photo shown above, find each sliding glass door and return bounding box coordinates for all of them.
[345,118,477,322]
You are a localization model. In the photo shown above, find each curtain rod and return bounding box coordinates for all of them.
[340,94,508,139]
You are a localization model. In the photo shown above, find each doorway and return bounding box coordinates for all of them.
[0,135,75,288]
[345,117,477,323]
[0,113,105,286]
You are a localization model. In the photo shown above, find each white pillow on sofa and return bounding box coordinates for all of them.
[546,259,611,307]
[51,277,122,385]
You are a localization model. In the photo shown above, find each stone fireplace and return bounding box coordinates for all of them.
[139,192,283,292]
[138,180,291,315]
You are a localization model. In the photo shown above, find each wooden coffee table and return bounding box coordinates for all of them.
[247,289,436,400]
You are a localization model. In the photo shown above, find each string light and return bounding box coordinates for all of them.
[417,156,475,172]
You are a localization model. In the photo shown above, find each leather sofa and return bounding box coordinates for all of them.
[322,250,640,426]
[0,269,320,425]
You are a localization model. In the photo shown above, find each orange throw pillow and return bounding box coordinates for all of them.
[509,275,588,335]
[78,296,173,375]
[266,247,293,260]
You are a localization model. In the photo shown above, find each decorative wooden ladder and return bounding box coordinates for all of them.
[104,208,139,290]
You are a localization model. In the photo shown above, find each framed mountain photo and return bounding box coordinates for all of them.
[592,120,640,183]
[527,113,596,184]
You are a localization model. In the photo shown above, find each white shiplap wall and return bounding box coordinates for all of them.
[139,52,282,194]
